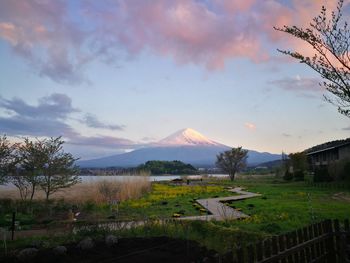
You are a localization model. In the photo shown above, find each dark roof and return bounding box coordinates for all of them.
[306,141,350,155]
[304,138,350,154]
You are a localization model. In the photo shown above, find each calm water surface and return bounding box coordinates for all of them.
[79,174,229,182]
[0,174,229,189]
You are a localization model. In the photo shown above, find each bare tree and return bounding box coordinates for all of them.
[275,0,350,117]
[14,138,47,201]
[0,135,17,184]
[38,137,80,201]
[216,147,248,181]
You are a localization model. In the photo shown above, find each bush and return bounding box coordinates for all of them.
[341,161,350,181]
[98,180,121,202]
[314,167,332,182]
[293,170,305,181]
[259,222,282,234]
[283,171,293,181]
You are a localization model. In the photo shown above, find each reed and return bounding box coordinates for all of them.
[0,177,151,203]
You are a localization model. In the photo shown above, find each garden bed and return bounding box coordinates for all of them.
[2,237,218,263]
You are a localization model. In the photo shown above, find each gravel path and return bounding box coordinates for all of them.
[180,187,260,221]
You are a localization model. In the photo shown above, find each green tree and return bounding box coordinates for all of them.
[216,147,248,181]
[138,160,198,175]
[289,152,308,181]
[38,137,80,201]
[275,0,350,117]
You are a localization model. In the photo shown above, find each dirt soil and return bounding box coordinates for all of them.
[2,237,222,263]
[332,192,350,202]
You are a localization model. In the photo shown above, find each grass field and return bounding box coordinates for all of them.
[211,177,350,234]
[118,183,234,219]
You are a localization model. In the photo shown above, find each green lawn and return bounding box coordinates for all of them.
[211,177,350,235]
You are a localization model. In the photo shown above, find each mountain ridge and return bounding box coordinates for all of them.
[156,128,221,146]
[77,128,281,168]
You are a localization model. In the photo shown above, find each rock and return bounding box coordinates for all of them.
[53,246,67,256]
[30,240,43,248]
[105,235,118,247]
[30,240,49,249]
[17,248,39,262]
[77,237,94,250]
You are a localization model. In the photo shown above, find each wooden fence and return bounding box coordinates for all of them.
[306,181,350,190]
[225,219,350,263]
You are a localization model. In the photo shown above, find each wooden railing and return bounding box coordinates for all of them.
[306,181,350,190]
[225,219,350,263]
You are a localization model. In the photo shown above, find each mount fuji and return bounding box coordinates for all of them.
[77,128,281,168]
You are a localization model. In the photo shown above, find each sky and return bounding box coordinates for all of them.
[0,0,349,159]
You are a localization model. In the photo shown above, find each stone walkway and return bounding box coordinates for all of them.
[180,187,260,221]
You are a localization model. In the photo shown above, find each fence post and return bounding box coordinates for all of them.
[279,234,287,263]
[303,227,311,262]
[271,236,278,256]
[291,230,300,262]
[308,224,316,260]
[313,223,321,257]
[256,241,263,261]
[323,220,335,262]
[297,228,306,263]
[334,219,342,262]
[11,212,15,241]
[337,219,347,262]
[247,244,255,263]
[286,233,293,262]
[317,222,325,258]
[344,219,350,262]
[236,247,244,263]
[264,239,271,259]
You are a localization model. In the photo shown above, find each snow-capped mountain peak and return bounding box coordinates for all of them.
[157,128,220,146]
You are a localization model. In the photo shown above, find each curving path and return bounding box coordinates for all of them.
[180,187,260,221]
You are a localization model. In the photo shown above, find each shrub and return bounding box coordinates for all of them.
[82,200,96,212]
[293,170,305,181]
[283,171,293,181]
[342,162,350,181]
[260,222,282,234]
[98,180,121,202]
[313,167,332,182]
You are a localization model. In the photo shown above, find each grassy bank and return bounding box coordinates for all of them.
[210,177,350,234]
[1,175,350,254]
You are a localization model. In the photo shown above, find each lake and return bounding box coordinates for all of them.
[79,174,229,182]
[0,174,229,190]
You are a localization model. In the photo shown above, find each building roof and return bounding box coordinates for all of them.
[306,141,350,156]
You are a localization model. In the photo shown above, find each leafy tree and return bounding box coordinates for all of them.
[216,147,248,181]
[275,0,350,117]
[138,160,198,175]
[0,135,17,184]
[38,137,80,201]
[289,152,308,173]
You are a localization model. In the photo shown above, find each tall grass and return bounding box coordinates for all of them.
[0,177,151,204]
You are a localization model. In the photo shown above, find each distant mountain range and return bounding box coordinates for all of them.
[77,128,281,168]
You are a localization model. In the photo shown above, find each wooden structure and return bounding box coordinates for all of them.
[226,219,350,263]
[307,141,350,169]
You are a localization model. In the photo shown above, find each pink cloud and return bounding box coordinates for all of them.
[91,0,270,69]
[0,0,348,83]
[0,0,88,84]
[245,122,256,130]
